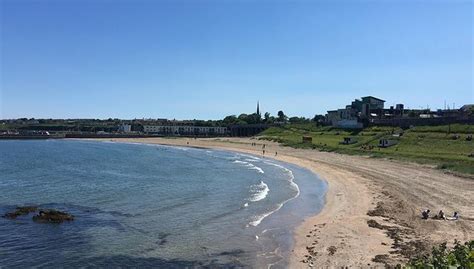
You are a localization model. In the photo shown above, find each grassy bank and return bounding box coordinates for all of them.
[259,124,474,175]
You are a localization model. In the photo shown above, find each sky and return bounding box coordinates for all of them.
[1,0,472,120]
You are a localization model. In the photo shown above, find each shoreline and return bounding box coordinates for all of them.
[83,137,474,267]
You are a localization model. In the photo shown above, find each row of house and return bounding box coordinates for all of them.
[143,125,227,136]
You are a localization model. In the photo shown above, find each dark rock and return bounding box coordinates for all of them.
[2,206,38,219]
[32,209,74,223]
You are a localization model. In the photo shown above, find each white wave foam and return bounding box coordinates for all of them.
[243,202,249,207]
[264,161,300,197]
[233,160,249,165]
[238,153,261,161]
[249,181,269,202]
[233,160,265,174]
[244,158,259,162]
[247,162,302,227]
[249,203,283,227]
[249,166,264,174]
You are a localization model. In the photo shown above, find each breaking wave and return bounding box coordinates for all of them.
[249,181,269,202]
[264,161,299,198]
[248,161,301,227]
[233,160,264,174]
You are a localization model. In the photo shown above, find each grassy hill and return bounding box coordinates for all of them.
[259,124,474,175]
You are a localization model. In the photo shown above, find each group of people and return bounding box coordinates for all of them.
[250,142,277,156]
[422,209,459,220]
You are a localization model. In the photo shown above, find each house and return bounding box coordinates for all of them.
[118,124,132,133]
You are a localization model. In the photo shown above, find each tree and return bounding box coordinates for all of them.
[312,114,325,122]
[312,114,326,126]
[289,117,310,124]
[238,113,249,123]
[264,112,270,122]
[223,115,238,125]
[277,110,287,122]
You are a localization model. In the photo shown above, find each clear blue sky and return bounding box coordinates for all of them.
[1,0,472,120]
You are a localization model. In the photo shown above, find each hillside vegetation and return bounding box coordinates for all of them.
[404,240,473,268]
[259,124,474,175]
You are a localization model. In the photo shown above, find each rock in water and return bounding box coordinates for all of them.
[32,209,74,223]
[2,206,39,219]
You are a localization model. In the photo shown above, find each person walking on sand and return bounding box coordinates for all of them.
[275,151,278,156]
[263,150,265,155]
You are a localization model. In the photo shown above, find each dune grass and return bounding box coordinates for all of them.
[260,124,474,175]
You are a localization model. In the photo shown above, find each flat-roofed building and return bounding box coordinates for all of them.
[361,96,385,110]
[326,96,386,128]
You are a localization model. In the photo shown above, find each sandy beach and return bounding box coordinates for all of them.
[90,137,473,267]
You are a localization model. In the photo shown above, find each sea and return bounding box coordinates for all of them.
[0,140,326,268]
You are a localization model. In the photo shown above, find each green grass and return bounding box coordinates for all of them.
[260,124,474,175]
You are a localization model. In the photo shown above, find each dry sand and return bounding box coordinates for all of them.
[90,137,473,268]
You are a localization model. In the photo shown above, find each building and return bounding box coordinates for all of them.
[361,96,385,110]
[118,124,132,133]
[326,96,388,128]
[143,125,227,136]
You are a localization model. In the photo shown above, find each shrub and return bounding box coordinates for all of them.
[405,240,474,268]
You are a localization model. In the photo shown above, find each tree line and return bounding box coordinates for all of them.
[222,111,325,125]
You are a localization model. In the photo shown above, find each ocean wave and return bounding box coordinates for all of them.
[244,158,259,162]
[264,161,300,197]
[233,160,249,165]
[233,160,265,174]
[249,166,264,174]
[237,153,261,161]
[249,203,283,227]
[246,162,301,227]
[249,181,269,202]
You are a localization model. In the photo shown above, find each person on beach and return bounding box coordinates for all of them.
[422,209,430,219]
[437,210,446,220]
[447,212,459,220]
[275,151,278,156]
[263,150,265,155]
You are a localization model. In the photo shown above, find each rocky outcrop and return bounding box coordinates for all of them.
[2,206,38,219]
[32,209,74,223]
[3,206,74,223]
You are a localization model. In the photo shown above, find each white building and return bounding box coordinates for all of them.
[143,125,227,136]
[118,124,132,133]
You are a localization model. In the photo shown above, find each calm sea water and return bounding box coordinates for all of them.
[0,140,326,268]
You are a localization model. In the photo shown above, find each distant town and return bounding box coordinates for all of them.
[1,96,473,139]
